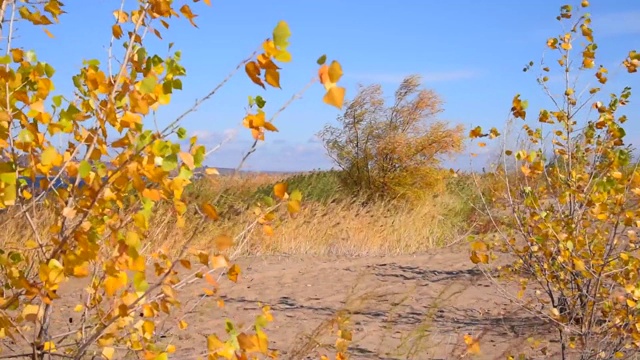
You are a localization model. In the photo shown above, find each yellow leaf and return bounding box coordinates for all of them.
[113,10,128,23]
[471,241,487,252]
[178,320,188,330]
[263,225,274,236]
[102,347,115,360]
[104,272,128,296]
[478,142,486,147]
[573,258,586,272]
[30,100,45,113]
[22,304,43,323]
[207,334,225,352]
[463,334,480,355]
[227,264,240,283]
[179,152,195,170]
[265,68,280,88]
[43,341,56,352]
[274,49,292,62]
[74,304,84,312]
[328,60,343,83]
[142,320,155,339]
[273,182,287,199]
[287,200,301,214]
[205,167,219,175]
[323,86,346,110]
[121,111,142,128]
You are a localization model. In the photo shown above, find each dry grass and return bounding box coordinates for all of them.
[0,171,476,258]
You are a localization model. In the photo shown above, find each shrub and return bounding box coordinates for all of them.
[0,1,346,359]
[470,2,640,359]
[318,75,465,200]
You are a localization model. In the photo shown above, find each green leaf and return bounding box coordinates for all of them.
[248,96,255,107]
[177,127,187,140]
[162,81,173,94]
[0,162,16,183]
[79,160,91,178]
[161,154,178,172]
[172,78,182,90]
[255,96,266,109]
[52,95,63,107]
[17,129,34,143]
[262,196,275,207]
[0,55,11,64]
[193,146,205,167]
[85,59,100,66]
[272,20,291,49]
[316,54,327,65]
[133,272,149,292]
[290,189,302,202]
[140,77,156,94]
[44,63,55,77]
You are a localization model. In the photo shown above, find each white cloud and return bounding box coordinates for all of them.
[347,70,480,84]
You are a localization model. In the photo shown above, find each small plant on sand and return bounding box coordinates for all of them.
[470,1,640,359]
[0,1,347,359]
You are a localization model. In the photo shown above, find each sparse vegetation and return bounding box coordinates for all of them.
[1,0,639,359]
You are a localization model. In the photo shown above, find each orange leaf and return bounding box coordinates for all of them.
[263,122,278,132]
[245,61,265,88]
[273,183,287,199]
[43,28,54,38]
[179,4,198,27]
[251,128,264,141]
[112,24,123,39]
[179,152,194,170]
[215,234,234,251]
[142,188,161,201]
[211,255,229,269]
[201,203,219,220]
[318,64,330,85]
[265,68,280,88]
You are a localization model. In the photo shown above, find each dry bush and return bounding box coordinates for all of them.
[470,2,640,359]
[319,75,465,200]
[0,1,349,359]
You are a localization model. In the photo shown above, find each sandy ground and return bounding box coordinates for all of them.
[3,245,561,360]
[161,246,557,360]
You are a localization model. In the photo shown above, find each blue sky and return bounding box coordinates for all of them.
[17,0,640,171]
